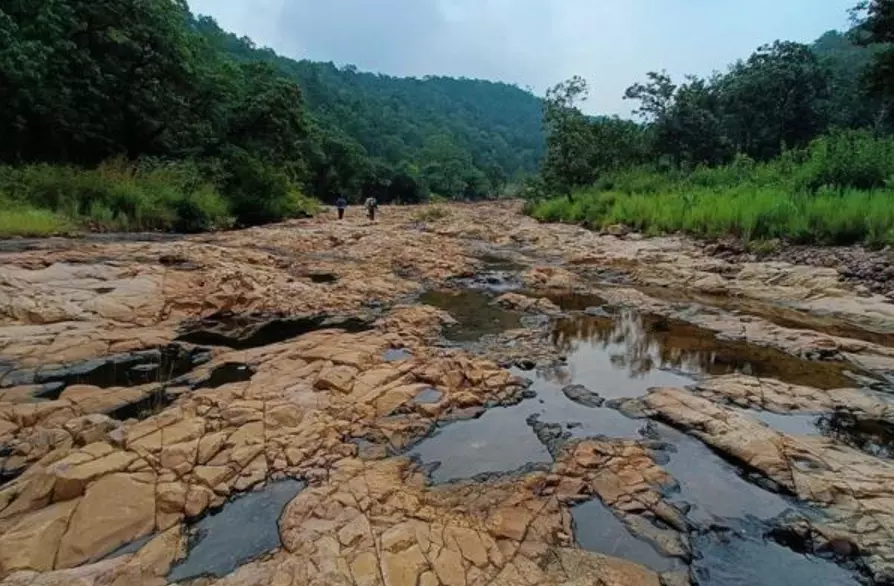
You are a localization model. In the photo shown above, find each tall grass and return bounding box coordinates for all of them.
[0,157,320,238]
[528,130,894,248]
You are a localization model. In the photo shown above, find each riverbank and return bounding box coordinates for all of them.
[1,202,893,585]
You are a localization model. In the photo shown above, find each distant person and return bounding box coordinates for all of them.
[364,196,378,222]
[335,196,347,220]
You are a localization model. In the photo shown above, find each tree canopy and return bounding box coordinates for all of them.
[0,0,545,212]
[539,13,894,194]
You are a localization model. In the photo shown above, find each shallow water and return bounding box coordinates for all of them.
[739,409,823,437]
[383,348,413,362]
[573,499,685,573]
[691,523,861,586]
[650,424,795,526]
[194,362,255,390]
[413,387,443,405]
[410,405,552,482]
[419,290,521,342]
[21,345,211,396]
[167,479,306,582]
[177,311,373,350]
[553,311,860,391]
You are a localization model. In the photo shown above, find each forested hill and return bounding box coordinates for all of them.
[193,16,544,197]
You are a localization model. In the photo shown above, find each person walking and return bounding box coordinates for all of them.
[364,196,378,222]
[335,195,348,220]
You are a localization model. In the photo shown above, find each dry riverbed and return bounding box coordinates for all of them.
[1,201,893,585]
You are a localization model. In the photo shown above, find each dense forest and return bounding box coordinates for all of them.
[0,0,542,235]
[5,0,894,242]
[531,0,894,247]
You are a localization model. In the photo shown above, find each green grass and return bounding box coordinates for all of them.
[527,130,894,248]
[0,157,322,237]
[0,204,75,237]
[529,185,894,247]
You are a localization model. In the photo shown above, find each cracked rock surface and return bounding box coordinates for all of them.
[3,202,894,585]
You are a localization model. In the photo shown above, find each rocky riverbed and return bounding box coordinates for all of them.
[1,201,894,585]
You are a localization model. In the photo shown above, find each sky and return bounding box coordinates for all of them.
[187,0,856,116]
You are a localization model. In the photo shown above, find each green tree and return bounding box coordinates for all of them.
[719,41,830,159]
[0,0,203,163]
[853,0,894,122]
[541,76,593,201]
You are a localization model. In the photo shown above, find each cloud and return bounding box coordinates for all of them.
[187,0,855,116]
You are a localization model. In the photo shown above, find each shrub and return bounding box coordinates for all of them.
[414,206,451,222]
[0,199,74,237]
[0,160,234,233]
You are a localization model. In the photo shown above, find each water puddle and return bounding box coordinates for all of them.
[733,408,894,460]
[176,311,374,350]
[410,406,551,483]
[572,499,685,573]
[739,409,823,437]
[409,371,650,483]
[637,285,894,348]
[554,311,859,391]
[419,290,521,342]
[166,479,305,582]
[691,523,861,586]
[6,345,213,397]
[193,362,256,390]
[383,348,413,362]
[413,387,443,405]
[649,424,795,526]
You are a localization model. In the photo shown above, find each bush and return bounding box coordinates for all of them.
[794,130,894,192]
[216,151,318,227]
[414,206,451,222]
[0,199,74,237]
[0,160,233,233]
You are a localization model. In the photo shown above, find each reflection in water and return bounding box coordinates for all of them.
[552,311,858,390]
[419,290,521,342]
[572,499,684,573]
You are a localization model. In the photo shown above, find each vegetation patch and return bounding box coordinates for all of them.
[413,206,452,222]
[527,2,894,248]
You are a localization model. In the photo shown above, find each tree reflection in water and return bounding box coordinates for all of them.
[549,310,858,389]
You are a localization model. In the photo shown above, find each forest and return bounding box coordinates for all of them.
[5,0,894,243]
[0,0,542,235]
[530,0,894,247]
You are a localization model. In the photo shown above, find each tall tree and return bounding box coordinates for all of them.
[719,41,830,159]
[853,0,894,121]
[541,76,592,201]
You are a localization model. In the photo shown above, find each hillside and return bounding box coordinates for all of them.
[193,16,545,198]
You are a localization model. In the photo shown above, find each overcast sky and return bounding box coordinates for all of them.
[187,0,856,116]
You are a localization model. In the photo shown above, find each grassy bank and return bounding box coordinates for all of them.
[0,159,320,238]
[527,131,894,247]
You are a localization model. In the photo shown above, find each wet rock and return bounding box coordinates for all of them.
[176,311,375,350]
[561,384,605,408]
[585,305,611,317]
[495,292,561,314]
[642,386,894,583]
